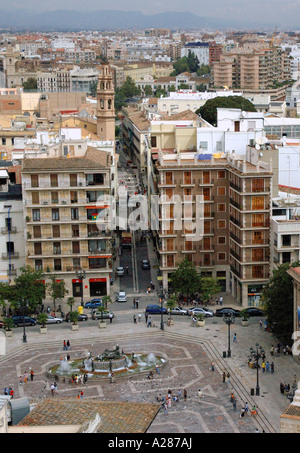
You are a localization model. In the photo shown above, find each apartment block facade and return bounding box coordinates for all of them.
[156,152,272,307]
[21,148,113,301]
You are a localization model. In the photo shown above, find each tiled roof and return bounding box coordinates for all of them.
[22,147,110,172]
[18,399,160,433]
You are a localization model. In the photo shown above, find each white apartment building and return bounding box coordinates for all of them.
[181,42,209,66]
[0,169,25,284]
[70,67,99,93]
[51,39,75,51]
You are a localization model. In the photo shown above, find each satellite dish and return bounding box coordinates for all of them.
[255,136,268,146]
[255,144,260,150]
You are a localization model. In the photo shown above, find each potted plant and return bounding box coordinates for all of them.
[37,312,48,334]
[196,313,205,327]
[3,317,14,336]
[97,305,107,328]
[69,311,79,331]
[240,309,250,326]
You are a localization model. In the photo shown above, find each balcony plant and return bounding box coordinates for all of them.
[37,312,48,334]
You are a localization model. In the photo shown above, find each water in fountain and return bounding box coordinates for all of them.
[147,353,156,366]
[57,357,71,375]
[84,358,93,372]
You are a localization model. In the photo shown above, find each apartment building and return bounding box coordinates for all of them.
[181,42,210,66]
[0,165,25,284]
[21,147,114,300]
[155,151,272,307]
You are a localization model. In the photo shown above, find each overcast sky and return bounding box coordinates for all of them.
[1,0,300,26]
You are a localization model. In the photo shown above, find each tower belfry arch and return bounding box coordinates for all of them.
[96,62,115,142]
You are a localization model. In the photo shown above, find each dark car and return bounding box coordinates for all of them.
[65,312,88,323]
[215,307,241,317]
[12,316,37,327]
[85,299,103,309]
[244,307,264,317]
[141,260,151,270]
[145,304,167,314]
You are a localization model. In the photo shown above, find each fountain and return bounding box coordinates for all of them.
[57,357,72,375]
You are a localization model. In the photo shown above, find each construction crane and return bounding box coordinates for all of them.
[270,26,277,47]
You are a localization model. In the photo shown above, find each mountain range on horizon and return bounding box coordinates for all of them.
[0,9,285,32]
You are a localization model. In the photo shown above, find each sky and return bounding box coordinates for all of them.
[1,0,300,27]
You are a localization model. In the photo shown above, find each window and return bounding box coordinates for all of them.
[32,209,40,221]
[252,178,264,192]
[72,242,80,254]
[70,174,78,187]
[218,252,226,261]
[6,241,14,254]
[282,235,291,247]
[33,225,41,238]
[54,259,62,271]
[252,265,264,278]
[34,242,42,255]
[217,186,226,196]
[52,208,59,221]
[51,192,59,204]
[218,170,225,179]
[252,231,264,244]
[218,236,226,245]
[252,249,264,262]
[199,141,208,149]
[203,171,210,184]
[73,258,80,269]
[217,220,226,229]
[218,203,226,212]
[52,225,60,238]
[252,196,264,210]
[50,174,58,187]
[71,208,79,220]
[72,225,80,237]
[204,220,210,234]
[203,237,211,249]
[31,174,39,187]
[151,136,157,147]
[184,171,192,185]
[252,213,264,227]
[203,188,210,201]
[35,259,43,271]
[166,255,175,267]
[70,191,78,203]
[165,172,173,185]
[32,192,39,204]
[53,242,61,254]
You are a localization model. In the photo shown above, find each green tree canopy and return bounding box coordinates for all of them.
[196,96,257,126]
[12,266,45,313]
[144,85,153,96]
[197,64,210,76]
[169,259,201,298]
[186,50,200,73]
[200,277,221,305]
[47,275,68,310]
[22,77,37,90]
[262,262,300,345]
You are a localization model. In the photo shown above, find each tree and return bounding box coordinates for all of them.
[178,83,189,90]
[13,266,45,313]
[166,293,178,321]
[169,259,201,299]
[262,262,300,345]
[47,276,68,311]
[69,311,79,325]
[144,85,153,96]
[121,76,141,99]
[37,312,48,328]
[114,87,127,112]
[102,295,112,309]
[89,80,98,97]
[186,50,200,73]
[155,85,166,98]
[22,77,37,90]
[197,64,210,76]
[0,282,14,313]
[172,56,189,75]
[200,277,221,305]
[196,96,257,127]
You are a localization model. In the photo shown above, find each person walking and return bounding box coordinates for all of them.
[232,397,237,411]
[223,371,226,383]
[184,389,187,401]
[63,340,67,350]
[109,313,113,324]
[133,314,137,324]
[156,364,160,375]
[147,316,152,328]
[145,312,148,324]
[271,362,275,374]
[261,361,266,373]
[66,340,71,350]
[266,361,270,373]
[197,389,203,402]
[30,369,34,381]
[233,333,237,343]
[211,361,215,372]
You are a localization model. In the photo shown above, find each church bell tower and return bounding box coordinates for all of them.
[96,62,115,142]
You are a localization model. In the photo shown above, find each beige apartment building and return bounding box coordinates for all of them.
[155,152,272,307]
[212,46,291,91]
[21,147,114,301]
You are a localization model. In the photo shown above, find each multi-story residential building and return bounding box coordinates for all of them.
[37,70,71,92]
[70,67,99,93]
[21,147,114,300]
[154,151,272,307]
[0,165,25,284]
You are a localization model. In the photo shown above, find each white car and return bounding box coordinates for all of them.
[45,315,64,324]
[188,307,214,317]
[169,306,188,315]
[116,291,127,303]
[116,267,125,276]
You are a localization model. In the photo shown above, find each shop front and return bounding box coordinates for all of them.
[89,278,107,297]
[247,284,265,306]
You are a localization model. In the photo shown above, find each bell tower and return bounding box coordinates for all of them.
[96,62,115,142]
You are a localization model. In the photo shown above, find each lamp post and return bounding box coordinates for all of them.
[20,300,28,343]
[159,297,164,331]
[249,343,265,396]
[76,269,86,307]
[223,312,235,357]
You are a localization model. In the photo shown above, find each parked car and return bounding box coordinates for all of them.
[0,320,4,328]
[188,307,214,317]
[43,315,63,324]
[169,306,188,315]
[215,307,241,317]
[145,304,168,314]
[92,310,114,320]
[141,260,151,270]
[85,299,103,309]
[244,307,264,317]
[116,267,125,277]
[64,312,88,323]
[12,316,37,327]
[116,291,127,303]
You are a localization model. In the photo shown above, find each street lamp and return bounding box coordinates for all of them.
[20,300,28,343]
[76,269,86,307]
[223,312,235,357]
[249,343,265,396]
[159,297,164,331]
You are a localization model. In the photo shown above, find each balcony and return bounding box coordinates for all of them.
[230,181,242,192]
[230,231,242,245]
[1,227,17,234]
[2,252,19,259]
[7,268,17,276]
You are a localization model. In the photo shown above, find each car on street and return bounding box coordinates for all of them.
[116,267,125,276]
[244,307,264,317]
[215,307,241,317]
[42,315,64,324]
[84,299,103,309]
[145,304,168,314]
[91,310,114,320]
[141,260,151,270]
[12,316,37,327]
[169,306,188,315]
[187,307,214,317]
[64,312,88,323]
[116,291,127,303]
